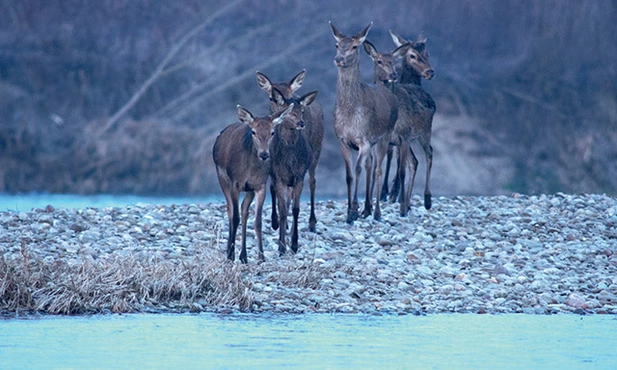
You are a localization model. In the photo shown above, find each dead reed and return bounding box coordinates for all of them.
[0,241,254,315]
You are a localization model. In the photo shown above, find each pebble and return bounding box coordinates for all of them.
[1,194,617,315]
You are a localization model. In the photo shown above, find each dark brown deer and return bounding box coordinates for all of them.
[374,31,436,213]
[255,70,324,232]
[269,88,317,255]
[363,40,415,216]
[330,22,398,224]
[212,104,293,263]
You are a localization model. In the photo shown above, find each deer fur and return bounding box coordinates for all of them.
[330,22,398,224]
[212,104,293,263]
[255,70,324,232]
[368,32,436,213]
[269,88,317,254]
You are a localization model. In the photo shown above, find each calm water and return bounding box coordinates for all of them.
[0,193,219,212]
[1,313,616,369]
[1,194,616,368]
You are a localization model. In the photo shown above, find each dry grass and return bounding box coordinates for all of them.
[0,242,255,315]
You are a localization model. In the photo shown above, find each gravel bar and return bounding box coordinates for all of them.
[1,193,616,315]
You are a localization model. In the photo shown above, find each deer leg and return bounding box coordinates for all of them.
[225,190,240,262]
[380,144,393,202]
[239,191,254,264]
[423,143,433,210]
[276,184,288,256]
[308,166,317,232]
[390,146,402,203]
[290,182,304,253]
[372,140,388,222]
[362,150,373,218]
[270,178,279,231]
[356,143,371,219]
[402,144,419,217]
[397,144,408,216]
[254,188,267,263]
[340,144,357,223]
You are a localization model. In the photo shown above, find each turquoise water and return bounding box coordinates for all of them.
[1,313,616,369]
[0,193,218,212]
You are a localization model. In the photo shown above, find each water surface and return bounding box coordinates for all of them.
[1,314,615,369]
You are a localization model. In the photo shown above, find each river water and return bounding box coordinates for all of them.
[1,194,616,368]
[1,313,616,369]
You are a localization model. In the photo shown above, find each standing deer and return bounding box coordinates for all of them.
[370,31,436,213]
[363,39,415,216]
[269,88,317,255]
[330,22,398,224]
[212,104,293,263]
[255,70,324,233]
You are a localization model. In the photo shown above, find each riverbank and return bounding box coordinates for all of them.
[1,194,616,316]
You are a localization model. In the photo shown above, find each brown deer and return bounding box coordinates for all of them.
[212,104,293,263]
[269,88,317,255]
[330,22,398,224]
[371,31,436,213]
[255,70,324,233]
[363,40,415,216]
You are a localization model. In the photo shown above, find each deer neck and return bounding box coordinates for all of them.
[276,125,301,145]
[336,63,363,110]
[399,61,423,86]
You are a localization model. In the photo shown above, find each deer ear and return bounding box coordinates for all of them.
[273,103,294,125]
[417,33,427,44]
[255,71,272,94]
[355,22,372,44]
[272,88,286,106]
[290,69,306,93]
[392,43,411,59]
[330,21,345,41]
[236,105,254,125]
[389,30,408,47]
[299,91,318,107]
[363,40,378,59]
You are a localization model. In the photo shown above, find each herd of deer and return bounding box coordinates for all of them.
[212,22,436,263]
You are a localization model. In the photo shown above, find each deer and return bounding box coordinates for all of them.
[368,31,436,214]
[255,70,324,233]
[268,87,318,255]
[212,104,293,263]
[330,22,398,224]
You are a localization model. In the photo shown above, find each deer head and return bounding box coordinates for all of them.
[389,30,434,80]
[363,40,410,84]
[330,22,372,68]
[236,104,292,161]
[272,88,317,131]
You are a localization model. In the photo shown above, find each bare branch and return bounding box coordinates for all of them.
[158,29,328,121]
[101,0,244,133]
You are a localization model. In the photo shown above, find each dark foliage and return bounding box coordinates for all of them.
[1,0,615,196]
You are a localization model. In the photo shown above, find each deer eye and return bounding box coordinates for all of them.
[251,130,256,135]
[409,54,416,59]
[377,60,382,64]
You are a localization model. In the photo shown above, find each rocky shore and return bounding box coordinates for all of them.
[1,193,616,316]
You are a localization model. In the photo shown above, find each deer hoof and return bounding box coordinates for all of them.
[424,194,432,210]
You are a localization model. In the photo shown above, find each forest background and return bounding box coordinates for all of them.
[1,0,615,198]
